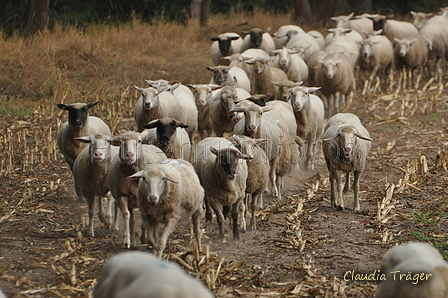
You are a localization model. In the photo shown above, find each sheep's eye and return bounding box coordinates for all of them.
[138,140,142,144]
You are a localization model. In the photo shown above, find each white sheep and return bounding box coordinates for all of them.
[305,50,328,85]
[283,30,321,61]
[331,12,373,35]
[56,101,111,201]
[186,84,222,139]
[222,48,271,82]
[367,15,419,42]
[241,27,275,55]
[229,135,269,231]
[271,47,309,83]
[288,85,324,171]
[325,28,361,66]
[322,113,372,212]
[376,242,448,298]
[315,52,355,116]
[394,35,429,75]
[72,134,119,237]
[210,32,243,66]
[93,251,214,298]
[410,11,435,30]
[273,25,306,49]
[141,117,191,161]
[192,137,251,240]
[357,34,394,86]
[145,80,198,140]
[306,30,325,50]
[127,159,204,257]
[107,131,167,248]
[245,57,288,95]
[205,65,251,93]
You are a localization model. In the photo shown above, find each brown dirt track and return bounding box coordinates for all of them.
[0,15,448,298]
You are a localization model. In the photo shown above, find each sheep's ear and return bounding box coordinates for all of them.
[355,132,373,141]
[372,40,380,45]
[73,136,91,143]
[307,87,321,93]
[57,104,69,110]
[163,174,179,183]
[409,38,417,45]
[255,138,267,145]
[294,81,303,86]
[239,153,253,160]
[209,146,219,156]
[355,40,363,44]
[271,81,280,87]
[134,85,144,92]
[330,17,339,21]
[229,106,246,113]
[205,66,215,72]
[348,12,354,19]
[143,119,160,129]
[410,11,416,17]
[210,37,220,41]
[186,84,198,90]
[241,30,250,35]
[244,59,256,65]
[261,105,274,113]
[230,36,240,41]
[107,137,121,146]
[174,120,189,129]
[271,50,280,55]
[319,60,325,65]
[127,171,144,180]
[323,131,340,141]
[209,84,222,91]
[87,101,100,109]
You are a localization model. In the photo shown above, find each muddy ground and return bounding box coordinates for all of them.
[0,85,448,297]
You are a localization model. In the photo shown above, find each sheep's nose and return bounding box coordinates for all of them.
[198,100,205,106]
[148,195,158,205]
[249,124,256,131]
[282,95,288,101]
[344,147,351,154]
[126,152,134,158]
[75,119,82,126]
[144,102,151,108]
[95,152,103,157]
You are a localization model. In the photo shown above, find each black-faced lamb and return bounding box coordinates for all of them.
[72,134,119,237]
[241,27,275,55]
[210,32,243,66]
[56,101,111,201]
[375,242,448,298]
[93,251,214,298]
[288,85,324,170]
[322,113,372,212]
[141,117,191,161]
[107,131,167,248]
[367,15,419,42]
[127,159,204,257]
[192,137,251,240]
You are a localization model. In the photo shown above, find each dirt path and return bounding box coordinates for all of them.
[0,90,447,297]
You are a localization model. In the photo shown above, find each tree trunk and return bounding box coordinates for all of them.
[199,0,211,27]
[22,0,50,37]
[191,0,202,20]
[291,0,313,27]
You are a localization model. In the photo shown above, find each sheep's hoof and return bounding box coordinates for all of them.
[241,228,246,233]
[122,242,131,249]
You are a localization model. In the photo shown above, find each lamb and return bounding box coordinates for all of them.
[134,85,183,133]
[229,135,269,231]
[271,47,309,83]
[411,11,435,30]
[322,113,372,212]
[72,134,119,237]
[288,85,325,170]
[205,65,251,93]
[331,12,373,35]
[210,32,243,66]
[207,80,241,137]
[315,52,355,116]
[145,80,198,140]
[367,15,419,42]
[357,35,394,86]
[127,159,204,257]
[192,137,251,240]
[273,25,306,49]
[93,251,214,298]
[241,27,275,55]
[107,131,167,248]
[375,242,448,298]
[186,84,222,139]
[418,15,448,80]
[394,35,429,75]
[56,101,111,201]
[245,57,288,95]
[272,80,297,101]
[140,117,191,161]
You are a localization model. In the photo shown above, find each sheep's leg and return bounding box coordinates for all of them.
[85,193,95,237]
[353,170,361,213]
[118,196,132,248]
[129,207,136,247]
[210,202,226,241]
[191,209,203,252]
[275,175,283,199]
[112,200,119,231]
[249,193,260,231]
[204,198,213,222]
[343,173,350,193]
[157,215,179,257]
[329,173,336,208]
[239,194,247,232]
[305,133,315,171]
[104,192,114,229]
[97,196,106,224]
[231,197,244,240]
[270,157,279,198]
[74,180,84,202]
[335,170,344,210]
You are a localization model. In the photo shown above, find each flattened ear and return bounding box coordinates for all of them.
[134,85,144,93]
[205,66,215,72]
[230,36,240,41]
[57,104,69,110]
[143,119,160,129]
[87,101,100,109]
[307,87,321,93]
[239,153,253,160]
[127,171,144,180]
[73,136,91,143]
[210,37,220,41]
[107,137,121,146]
[176,122,189,129]
[323,131,340,142]
[209,146,219,156]
[261,105,274,113]
[255,139,267,145]
[163,174,179,184]
[355,132,373,141]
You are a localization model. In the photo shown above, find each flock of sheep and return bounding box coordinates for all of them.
[48,8,448,298]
